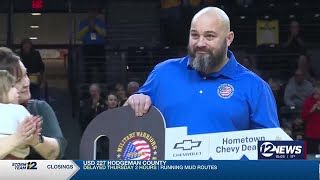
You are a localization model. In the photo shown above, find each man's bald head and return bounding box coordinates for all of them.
[127,81,140,95]
[191,7,230,32]
[188,7,234,74]
[89,83,101,98]
[89,83,101,91]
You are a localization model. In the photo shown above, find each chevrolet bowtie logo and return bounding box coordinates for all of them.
[174,140,202,150]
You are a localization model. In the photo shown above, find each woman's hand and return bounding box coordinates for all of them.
[25,116,43,147]
[12,116,37,146]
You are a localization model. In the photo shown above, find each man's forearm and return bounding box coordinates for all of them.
[32,136,60,160]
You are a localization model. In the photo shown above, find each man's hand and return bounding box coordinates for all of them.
[124,94,152,117]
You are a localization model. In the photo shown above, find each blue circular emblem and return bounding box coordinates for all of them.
[217,84,234,99]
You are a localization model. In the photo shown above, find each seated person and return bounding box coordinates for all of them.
[80,83,105,134]
[105,92,119,110]
[284,69,313,108]
[127,81,140,96]
[297,54,317,84]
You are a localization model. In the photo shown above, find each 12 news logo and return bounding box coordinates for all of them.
[258,141,305,160]
[12,162,37,170]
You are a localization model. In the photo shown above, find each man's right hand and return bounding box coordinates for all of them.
[124,94,152,117]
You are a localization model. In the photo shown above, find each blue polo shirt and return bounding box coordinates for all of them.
[137,50,279,135]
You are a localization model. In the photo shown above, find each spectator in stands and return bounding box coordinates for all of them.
[78,9,106,46]
[284,69,313,108]
[283,21,306,53]
[302,82,320,154]
[79,83,105,134]
[115,83,128,106]
[127,81,140,96]
[105,92,119,110]
[0,48,66,160]
[240,56,262,77]
[297,54,317,84]
[17,38,45,100]
[77,9,106,83]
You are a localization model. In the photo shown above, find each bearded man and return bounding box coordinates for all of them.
[124,7,279,134]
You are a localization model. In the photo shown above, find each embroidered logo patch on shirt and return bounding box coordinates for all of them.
[217,83,234,99]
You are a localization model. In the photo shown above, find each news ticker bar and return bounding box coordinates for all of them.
[1,160,318,180]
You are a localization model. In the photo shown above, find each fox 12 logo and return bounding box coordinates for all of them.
[258,141,305,159]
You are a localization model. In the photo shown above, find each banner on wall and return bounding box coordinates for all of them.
[256,20,279,46]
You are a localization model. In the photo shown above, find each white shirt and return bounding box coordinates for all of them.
[0,103,31,159]
[0,103,30,135]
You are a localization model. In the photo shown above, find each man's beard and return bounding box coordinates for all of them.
[188,44,226,74]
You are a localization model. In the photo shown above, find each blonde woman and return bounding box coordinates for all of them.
[0,70,42,159]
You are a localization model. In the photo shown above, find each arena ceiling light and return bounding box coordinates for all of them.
[29,37,38,40]
[30,25,39,28]
[240,16,246,19]
[31,13,41,16]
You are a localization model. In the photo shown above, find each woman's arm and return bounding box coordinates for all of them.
[27,100,67,160]
[24,116,60,160]
[31,137,60,160]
